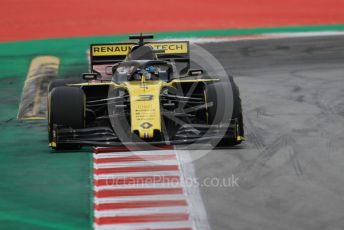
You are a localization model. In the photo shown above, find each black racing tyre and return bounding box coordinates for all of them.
[206,80,244,147]
[48,78,84,92]
[231,79,244,137]
[206,82,232,124]
[49,86,85,150]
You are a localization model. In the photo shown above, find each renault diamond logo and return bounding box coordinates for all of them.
[140,122,152,129]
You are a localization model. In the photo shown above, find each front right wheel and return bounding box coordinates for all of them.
[48,86,85,150]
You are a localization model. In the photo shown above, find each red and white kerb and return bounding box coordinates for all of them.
[93,147,210,230]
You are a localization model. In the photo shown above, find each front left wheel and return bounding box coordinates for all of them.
[205,81,244,147]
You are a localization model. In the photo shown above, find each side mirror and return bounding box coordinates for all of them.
[187,69,204,76]
[106,63,119,75]
[82,73,98,81]
[105,66,113,75]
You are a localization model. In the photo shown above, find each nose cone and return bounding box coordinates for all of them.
[125,81,163,139]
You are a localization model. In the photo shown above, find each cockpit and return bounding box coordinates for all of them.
[112,61,173,83]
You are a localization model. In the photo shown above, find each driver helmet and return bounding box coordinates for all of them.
[145,66,157,80]
[146,65,156,74]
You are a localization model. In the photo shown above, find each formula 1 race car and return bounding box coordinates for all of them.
[48,34,244,150]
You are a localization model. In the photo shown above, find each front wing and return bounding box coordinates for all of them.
[52,122,240,147]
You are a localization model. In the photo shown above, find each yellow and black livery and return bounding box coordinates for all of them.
[48,34,244,150]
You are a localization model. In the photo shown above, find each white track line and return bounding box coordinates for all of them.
[176,150,211,230]
[94,221,193,230]
[95,206,190,217]
[94,182,182,191]
[93,151,175,158]
[94,171,181,180]
[161,31,344,44]
[95,194,187,204]
[94,160,178,168]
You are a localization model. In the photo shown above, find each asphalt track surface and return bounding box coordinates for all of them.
[193,35,344,230]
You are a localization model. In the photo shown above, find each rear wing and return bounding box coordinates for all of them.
[90,41,190,75]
